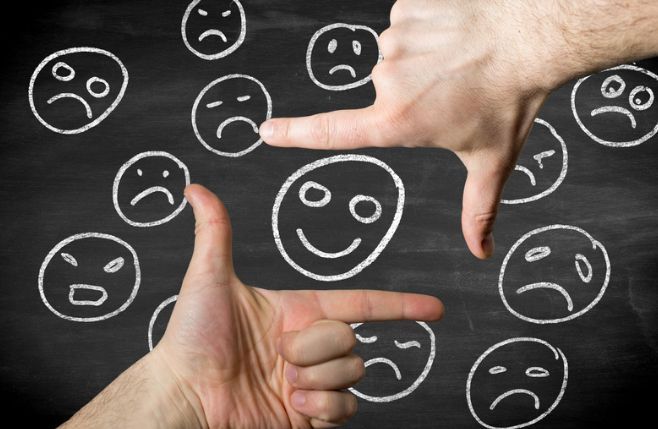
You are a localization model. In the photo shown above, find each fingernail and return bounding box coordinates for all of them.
[285,365,298,384]
[260,121,274,140]
[482,233,495,257]
[291,391,306,407]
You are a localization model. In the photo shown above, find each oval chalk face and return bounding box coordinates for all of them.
[148,295,177,351]
[29,47,128,134]
[501,119,567,205]
[350,321,436,403]
[467,337,568,429]
[306,23,382,91]
[499,225,611,324]
[192,74,272,157]
[272,155,405,282]
[113,151,191,227]
[181,0,246,60]
[38,233,140,322]
[572,64,658,147]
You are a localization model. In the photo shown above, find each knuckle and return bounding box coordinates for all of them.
[309,114,332,149]
[286,338,305,363]
[351,355,365,381]
[346,394,358,418]
[314,393,331,416]
[390,0,412,23]
[335,323,356,352]
[371,60,396,85]
[377,29,401,58]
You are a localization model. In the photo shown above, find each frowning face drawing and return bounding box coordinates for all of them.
[181,0,246,60]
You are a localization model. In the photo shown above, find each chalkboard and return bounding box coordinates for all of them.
[1,1,657,427]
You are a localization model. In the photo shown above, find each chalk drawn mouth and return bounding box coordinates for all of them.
[516,282,574,312]
[216,116,259,139]
[514,165,537,186]
[68,284,108,306]
[490,389,540,410]
[296,228,361,259]
[591,106,637,129]
[47,93,93,119]
[130,186,175,206]
[329,64,357,78]
[364,357,402,380]
[198,29,228,43]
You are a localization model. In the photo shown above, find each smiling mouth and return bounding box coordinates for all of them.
[69,284,108,306]
[364,357,402,380]
[130,186,175,206]
[216,116,259,139]
[514,165,536,186]
[516,282,574,312]
[296,228,361,259]
[47,93,92,119]
[329,64,357,78]
[490,389,540,410]
[591,106,637,129]
[198,29,228,43]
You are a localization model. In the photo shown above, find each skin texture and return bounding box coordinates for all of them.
[260,0,658,260]
[60,185,444,429]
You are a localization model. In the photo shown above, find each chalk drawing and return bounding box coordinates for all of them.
[181,0,246,60]
[148,295,178,351]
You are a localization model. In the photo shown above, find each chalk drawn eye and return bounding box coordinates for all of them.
[489,365,507,375]
[104,257,125,273]
[575,253,593,283]
[237,95,251,102]
[299,181,331,208]
[222,9,231,17]
[197,8,208,16]
[61,252,78,267]
[629,86,654,111]
[137,168,143,176]
[349,195,382,224]
[86,77,110,98]
[206,100,223,109]
[395,340,421,349]
[52,62,75,82]
[328,39,338,54]
[526,366,550,377]
[601,74,626,98]
[356,333,377,343]
[525,246,551,262]
[353,40,362,55]
[162,170,170,178]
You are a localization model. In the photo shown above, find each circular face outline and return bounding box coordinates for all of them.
[272,154,405,282]
[306,23,383,91]
[28,47,129,135]
[348,321,436,403]
[466,337,568,429]
[571,64,658,147]
[191,74,272,157]
[148,295,178,351]
[498,224,611,324]
[181,0,247,60]
[38,232,141,322]
[501,118,568,205]
[112,151,191,228]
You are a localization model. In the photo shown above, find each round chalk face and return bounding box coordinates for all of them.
[192,74,272,157]
[501,119,568,205]
[571,64,658,147]
[38,233,141,322]
[148,295,177,351]
[29,47,129,134]
[272,155,405,282]
[306,23,382,91]
[499,225,611,324]
[113,151,190,228]
[181,0,246,60]
[349,321,436,403]
[467,337,568,429]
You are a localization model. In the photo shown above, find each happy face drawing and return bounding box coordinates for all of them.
[29,47,128,134]
[192,74,272,157]
[501,119,567,205]
[272,155,405,282]
[181,0,246,60]
[499,225,610,324]
[38,233,141,322]
[572,64,658,147]
[113,151,191,228]
[467,337,568,429]
[350,321,436,402]
[306,23,382,91]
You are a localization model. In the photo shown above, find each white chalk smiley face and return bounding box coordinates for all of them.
[113,151,191,228]
[181,0,246,60]
[499,225,611,324]
[572,64,658,147]
[192,74,272,157]
[350,321,436,403]
[501,119,567,205]
[307,23,382,91]
[467,337,568,429]
[29,47,128,134]
[272,155,405,282]
[38,233,141,322]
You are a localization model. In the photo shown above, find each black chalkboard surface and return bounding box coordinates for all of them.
[1,1,657,427]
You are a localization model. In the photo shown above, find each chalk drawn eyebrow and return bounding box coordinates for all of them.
[395,340,421,349]
[61,252,78,267]
[533,150,555,168]
[197,8,208,16]
[488,365,507,375]
[237,95,251,102]
[517,282,574,312]
[104,256,125,273]
[356,333,377,343]
[222,9,231,17]
[525,246,551,262]
[575,253,593,283]
[206,100,223,109]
